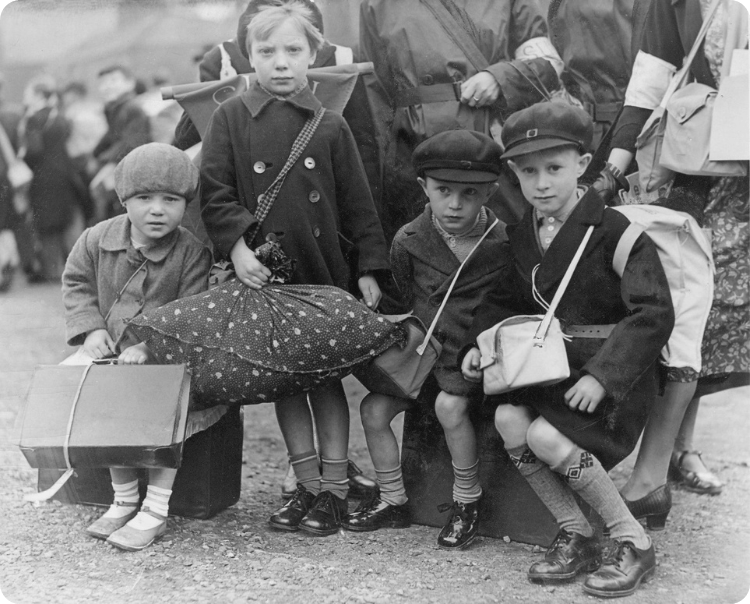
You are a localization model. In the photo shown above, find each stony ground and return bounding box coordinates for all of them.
[1,277,749,604]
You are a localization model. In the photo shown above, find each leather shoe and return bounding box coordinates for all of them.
[106,509,167,552]
[669,450,723,495]
[85,504,138,540]
[343,496,410,532]
[436,499,480,550]
[583,540,656,598]
[299,490,348,536]
[347,460,379,500]
[622,484,672,530]
[269,484,315,531]
[528,530,601,583]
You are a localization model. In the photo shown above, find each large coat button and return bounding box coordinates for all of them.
[309,190,321,203]
[422,74,434,85]
[313,226,321,237]
[304,157,316,169]
[253,161,266,174]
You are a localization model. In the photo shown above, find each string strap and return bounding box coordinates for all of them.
[417,218,499,355]
[24,364,94,503]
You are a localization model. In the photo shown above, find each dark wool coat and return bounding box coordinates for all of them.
[93,92,151,165]
[200,83,388,292]
[467,188,674,469]
[390,205,513,396]
[359,0,561,239]
[63,214,212,350]
[23,107,84,234]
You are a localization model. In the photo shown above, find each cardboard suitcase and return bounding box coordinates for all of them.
[401,377,570,547]
[37,405,244,519]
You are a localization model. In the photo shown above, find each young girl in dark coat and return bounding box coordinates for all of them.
[200,1,389,535]
[461,103,674,598]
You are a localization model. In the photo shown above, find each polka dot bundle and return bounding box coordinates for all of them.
[126,280,405,406]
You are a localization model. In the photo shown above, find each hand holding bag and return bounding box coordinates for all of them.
[354,218,499,400]
[477,225,594,395]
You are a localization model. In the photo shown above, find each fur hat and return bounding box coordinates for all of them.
[114,143,199,202]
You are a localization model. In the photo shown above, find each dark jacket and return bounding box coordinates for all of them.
[93,92,151,165]
[200,83,388,292]
[467,188,674,468]
[359,0,561,239]
[391,206,512,395]
[0,106,22,230]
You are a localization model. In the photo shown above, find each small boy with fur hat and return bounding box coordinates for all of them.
[62,142,211,551]
[343,130,514,550]
[461,102,674,597]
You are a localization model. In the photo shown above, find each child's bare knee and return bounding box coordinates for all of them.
[360,393,396,430]
[494,404,531,446]
[434,392,469,428]
[527,418,572,466]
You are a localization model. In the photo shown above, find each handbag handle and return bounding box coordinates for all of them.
[416,217,499,355]
[533,225,594,342]
[657,0,724,109]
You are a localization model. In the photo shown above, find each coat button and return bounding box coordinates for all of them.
[313,226,321,237]
[678,106,687,118]
[422,74,434,85]
[304,157,316,169]
[309,190,320,203]
[253,161,266,174]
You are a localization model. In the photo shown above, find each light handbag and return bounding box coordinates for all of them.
[477,225,594,395]
[354,218,499,400]
[634,0,724,192]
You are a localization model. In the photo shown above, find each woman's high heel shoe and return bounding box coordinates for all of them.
[623,484,672,531]
[669,450,723,495]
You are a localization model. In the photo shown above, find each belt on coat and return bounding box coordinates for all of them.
[393,82,463,107]
[565,324,616,339]
[582,101,622,123]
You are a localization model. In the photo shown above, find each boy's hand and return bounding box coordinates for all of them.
[460,72,501,108]
[118,342,151,365]
[461,347,483,383]
[230,237,271,290]
[82,329,115,359]
[358,274,382,309]
[565,375,607,413]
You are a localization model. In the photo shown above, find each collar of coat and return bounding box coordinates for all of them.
[242,81,322,118]
[399,204,508,296]
[98,214,181,264]
[508,186,605,296]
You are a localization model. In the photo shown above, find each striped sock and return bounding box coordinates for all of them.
[321,457,349,500]
[452,460,482,504]
[291,450,321,495]
[102,479,139,519]
[127,484,172,531]
[375,466,408,506]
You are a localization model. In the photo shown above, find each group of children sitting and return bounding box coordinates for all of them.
[59,2,675,599]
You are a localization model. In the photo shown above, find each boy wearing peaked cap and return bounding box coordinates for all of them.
[461,102,674,597]
[344,130,516,550]
[62,143,211,551]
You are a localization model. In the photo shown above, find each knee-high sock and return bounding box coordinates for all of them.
[507,444,593,538]
[552,447,650,549]
[321,457,349,500]
[376,466,408,506]
[452,460,482,504]
[291,450,321,495]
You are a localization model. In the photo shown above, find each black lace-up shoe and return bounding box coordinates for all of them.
[436,499,480,550]
[528,530,601,583]
[298,491,348,536]
[269,484,315,531]
[347,460,379,500]
[343,495,410,532]
[583,540,656,598]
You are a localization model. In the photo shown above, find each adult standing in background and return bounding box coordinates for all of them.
[359,0,564,242]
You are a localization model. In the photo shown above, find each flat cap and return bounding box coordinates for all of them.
[114,143,199,202]
[501,102,593,159]
[413,130,502,184]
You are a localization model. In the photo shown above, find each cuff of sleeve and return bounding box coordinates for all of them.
[66,316,107,347]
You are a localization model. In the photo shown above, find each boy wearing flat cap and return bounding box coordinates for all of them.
[344,130,514,551]
[62,143,211,551]
[461,102,674,597]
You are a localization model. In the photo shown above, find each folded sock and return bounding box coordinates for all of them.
[290,450,321,496]
[507,444,593,538]
[103,479,139,519]
[375,465,408,506]
[321,457,349,500]
[452,460,482,504]
[552,447,650,550]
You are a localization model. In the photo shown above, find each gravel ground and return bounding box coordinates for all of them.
[1,279,749,604]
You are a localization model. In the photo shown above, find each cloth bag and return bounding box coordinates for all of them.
[354,218,498,400]
[477,225,594,395]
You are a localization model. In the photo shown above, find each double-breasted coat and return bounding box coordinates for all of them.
[200,83,388,292]
[390,206,513,396]
[467,189,674,469]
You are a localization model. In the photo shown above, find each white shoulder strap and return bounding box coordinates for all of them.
[333,44,354,65]
[612,223,646,278]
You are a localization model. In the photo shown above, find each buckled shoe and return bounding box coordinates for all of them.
[528,530,601,583]
[436,499,480,550]
[270,483,315,531]
[343,495,410,532]
[583,540,656,598]
[299,490,348,536]
[85,503,138,540]
[106,508,167,551]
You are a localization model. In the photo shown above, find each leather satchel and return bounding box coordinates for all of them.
[477,225,594,395]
